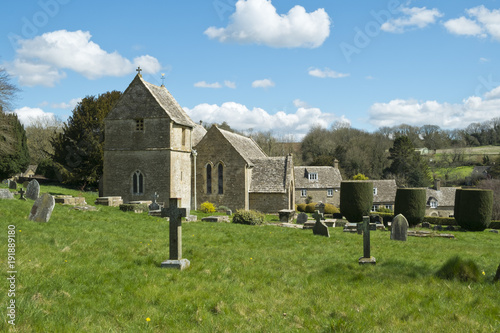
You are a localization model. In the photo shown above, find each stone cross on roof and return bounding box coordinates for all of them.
[136,66,142,76]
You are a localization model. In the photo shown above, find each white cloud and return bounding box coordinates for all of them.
[224,80,236,89]
[194,81,222,88]
[381,6,443,33]
[444,6,500,40]
[479,57,490,63]
[184,101,342,138]
[308,67,349,79]
[252,78,275,88]
[5,30,161,87]
[51,98,82,109]
[11,107,57,127]
[204,0,331,48]
[293,99,309,108]
[368,86,500,129]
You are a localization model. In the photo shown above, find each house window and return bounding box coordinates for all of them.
[372,205,379,212]
[136,119,144,131]
[132,170,144,195]
[206,164,212,194]
[385,205,392,210]
[308,173,318,180]
[430,201,438,209]
[218,163,224,195]
[373,187,378,195]
[327,189,333,197]
[301,189,307,197]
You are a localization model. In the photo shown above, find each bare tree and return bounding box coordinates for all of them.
[25,116,63,164]
[0,67,19,112]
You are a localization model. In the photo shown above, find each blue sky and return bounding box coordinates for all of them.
[1,0,500,138]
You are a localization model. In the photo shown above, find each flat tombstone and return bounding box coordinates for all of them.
[0,189,14,199]
[29,193,55,223]
[391,214,409,241]
[9,181,17,190]
[296,212,308,224]
[312,210,329,237]
[26,179,40,200]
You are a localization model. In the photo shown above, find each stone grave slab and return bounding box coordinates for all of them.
[95,196,123,207]
[0,189,14,199]
[202,215,230,223]
[29,193,55,223]
[278,209,295,223]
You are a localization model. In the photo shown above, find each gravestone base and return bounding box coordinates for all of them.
[161,259,190,271]
[358,256,376,265]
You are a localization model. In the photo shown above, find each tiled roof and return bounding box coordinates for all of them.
[294,166,342,189]
[426,187,457,207]
[250,156,293,193]
[373,179,397,203]
[192,124,207,146]
[218,128,267,165]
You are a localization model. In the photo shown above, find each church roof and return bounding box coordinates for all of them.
[250,155,293,193]
[217,127,267,165]
[192,124,207,146]
[294,166,342,189]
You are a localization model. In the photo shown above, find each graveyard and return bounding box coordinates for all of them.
[0,183,499,332]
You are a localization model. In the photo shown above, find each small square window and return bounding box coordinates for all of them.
[301,189,307,197]
[372,205,379,212]
[327,189,333,197]
[373,187,378,195]
[385,205,392,210]
[136,119,144,131]
[430,201,438,208]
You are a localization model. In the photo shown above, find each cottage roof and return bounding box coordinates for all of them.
[217,127,267,165]
[250,156,293,193]
[294,166,342,189]
[372,179,397,204]
[426,187,457,207]
[192,124,207,146]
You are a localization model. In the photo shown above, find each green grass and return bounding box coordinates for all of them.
[431,166,474,183]
[1,185,499,332]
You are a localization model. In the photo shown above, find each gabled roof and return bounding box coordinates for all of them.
[294,166,342,189]
[250,155,293,193]
[217,127,267,165]
[192,124,207,146]
[426,187,457,207]
[372,179,397,203]
[106,74,195,128]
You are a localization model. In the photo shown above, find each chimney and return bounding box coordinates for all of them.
[333,159,339,169]
[434,178,441,191]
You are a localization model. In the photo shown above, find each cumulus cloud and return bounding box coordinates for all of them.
[5,30,161,87]
[368,86,500,129]
[308,67,349,79]
[204,0,331,48]
[252,78,275,88]
[224,80,236,89]
[11,107,57,127]
[381,6,443,33]
[184,101,342,137]
[444,6,500,40]
[51,98,82,109]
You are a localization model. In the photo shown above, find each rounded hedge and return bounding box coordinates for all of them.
[394,188,426,227]
[296,203,306,212]
[305,202,317,214]
[454,189,493,231]
[340,181,373,222]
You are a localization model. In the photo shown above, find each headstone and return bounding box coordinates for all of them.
[312,210,329,237]
[359,216,376,265]
[278,209,295,223]
[25,179,40,200]
[9,181,17,190]
[186,215,198,222]
[391,214,408,241]
[433,225,443,231]
[226,209,232,216]
[422,222,431,229]
[315,202,325,215]
[18,188,26,201]
[29,193,55,223]
[148,192,160,211]
[296,212,308,224]
[161,198,190,270]
[0,189,14,199]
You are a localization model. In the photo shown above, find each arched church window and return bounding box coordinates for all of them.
[218,163,224,194]
[206,164,212,194]
[133,170,144,195]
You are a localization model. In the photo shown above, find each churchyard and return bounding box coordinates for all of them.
[1,184,499,332]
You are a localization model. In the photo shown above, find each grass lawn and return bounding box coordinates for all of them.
[1,185,499,332]
[430,166,474,184]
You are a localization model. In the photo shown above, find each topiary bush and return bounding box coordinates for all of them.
[394,188,426,227]
[305,202,317,214]
[232,209,266,225]
[339,181,373,222]
[200,201,216,213]
[324,203,340,215]
[435,256,481,282]
[296,203,306,212]
[454,189,493,231]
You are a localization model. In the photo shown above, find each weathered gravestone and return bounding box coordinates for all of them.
[312,210,329,237]
[0,189,14,199]
[391,214,409,241]
[160,198,190,270]
[359,216,376,265]
[315,202,325,215]
[29,193,55,223]
[25,179,40,200]
[148,192,160,211]
[9,181,17,190]
[296,212,308,224]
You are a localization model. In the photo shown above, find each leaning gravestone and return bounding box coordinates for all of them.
[9,181,17,190]
[0,189,14,199]
[296,212,308,224]
[25,179,40,200]
[29,193,55,222]
[391,214,409,241]
[312,210,329,237]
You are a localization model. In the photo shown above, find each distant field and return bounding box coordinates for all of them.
[431,166,474,182]
[435,145,500,155]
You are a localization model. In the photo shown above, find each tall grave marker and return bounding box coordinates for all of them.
[161,198,190,270]
[359,216,376,265]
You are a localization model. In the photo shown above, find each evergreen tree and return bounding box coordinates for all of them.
[52,91,122,189]
[0,113,30,179]
[386,136,431,187]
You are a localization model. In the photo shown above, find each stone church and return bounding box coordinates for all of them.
[102,73,294,213]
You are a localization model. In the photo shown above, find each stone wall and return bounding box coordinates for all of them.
[426,206,454,217]
[295,188,340,206]
[249,192,289,214]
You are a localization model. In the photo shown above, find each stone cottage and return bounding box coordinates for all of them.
[425,179,457,217]
[194,125,295,213]
[102,72,197,210]
[371,179,397,212]
[294,162,343,206]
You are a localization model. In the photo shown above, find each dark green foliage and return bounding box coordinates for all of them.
[296,203,306,212]
[435,256,481,282]
[36,158,58,180]
[232,209,265,225]
[394,188,426,226]
[386,136,431,187]
[340,181,373,222]
[305,202,317,214]
[0,113,30,179]
[51,91,122,189]
[423,216,456,226]
[324,203,340,215]
[454,189,493,231]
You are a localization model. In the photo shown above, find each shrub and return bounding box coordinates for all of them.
[119,204,148,213]
[394,188,426,227]
[352,173,369,180]
[423,216,457,226]
[200,201,216,213]
[376,207,393,214]
[218,205,230,212]
[296,203,306,212]
[340,181,373,222]
[324,203,340,215]
[435,256,481,282]
[232,209,266,225]
[305,202,317,214]
[454,189,493,231]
